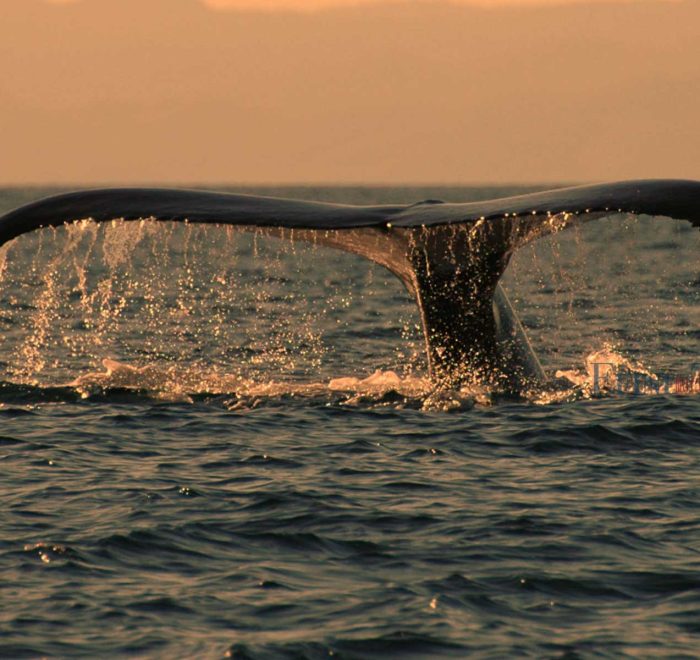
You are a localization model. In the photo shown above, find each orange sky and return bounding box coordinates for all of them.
[200,0,643,8]
[3,0,699,184]
[44,0,683,10]
[45,0,674,7]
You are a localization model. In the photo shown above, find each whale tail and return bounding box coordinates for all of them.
[0,180,698,389]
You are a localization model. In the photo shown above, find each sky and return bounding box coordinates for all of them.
[2,0,698,184]
[202,0,643,7]
[46,0,675,8]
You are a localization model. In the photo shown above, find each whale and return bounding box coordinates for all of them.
[0,179,698,391]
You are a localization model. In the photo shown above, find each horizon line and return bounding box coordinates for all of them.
[0,180,593,190]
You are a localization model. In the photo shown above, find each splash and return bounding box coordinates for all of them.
[552,345,700,399]
[0,215,695,410]
[47,341,697,412]
[0,220,423,388]
[67,358,480,411]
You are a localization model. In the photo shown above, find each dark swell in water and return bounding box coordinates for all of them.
[3,395,700,658]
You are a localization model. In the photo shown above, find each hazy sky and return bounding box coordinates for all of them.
[47,0,673,8]
[3,0,698,184]
[201,0,640,8]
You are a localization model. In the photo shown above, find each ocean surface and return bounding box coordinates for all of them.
[0,185,698,659]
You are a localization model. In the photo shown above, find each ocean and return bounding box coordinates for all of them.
[0,185,698,659]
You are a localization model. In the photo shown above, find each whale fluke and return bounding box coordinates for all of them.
[1,180,698,390]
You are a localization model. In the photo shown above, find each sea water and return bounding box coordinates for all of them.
[0,186,698,658]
